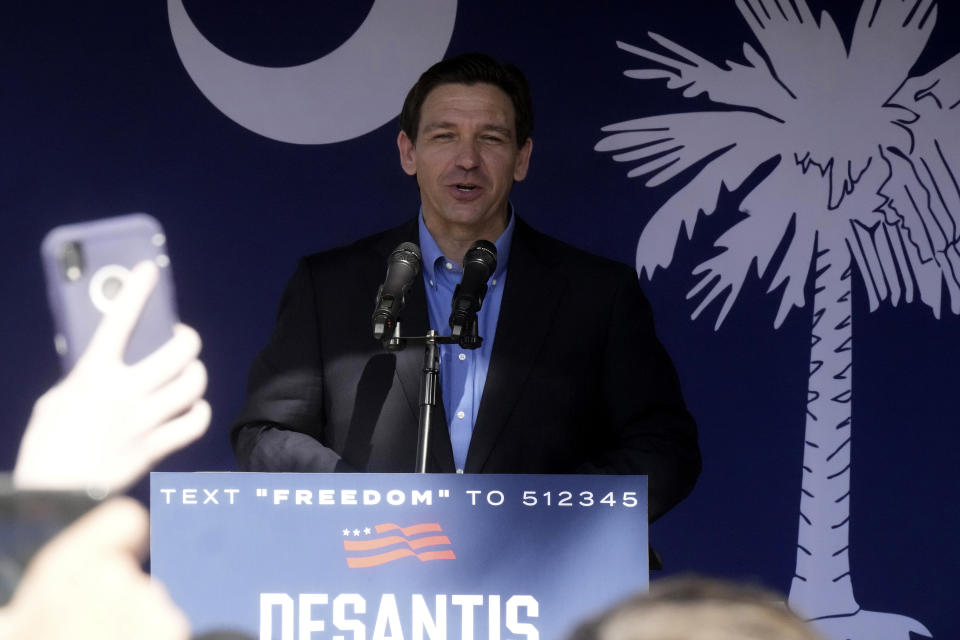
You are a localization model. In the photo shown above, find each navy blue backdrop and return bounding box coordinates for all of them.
[2,2,957,638]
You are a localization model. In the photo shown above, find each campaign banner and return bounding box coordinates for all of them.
[150,472,648,639]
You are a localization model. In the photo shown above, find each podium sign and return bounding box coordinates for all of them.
[151,472,648,639]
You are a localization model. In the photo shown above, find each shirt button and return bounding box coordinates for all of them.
[458,353,466,361]
[456,410,465,419]
[445,262,454,270]
[456,468,464,474]
[429,279,435,287]
[491,278,497,286]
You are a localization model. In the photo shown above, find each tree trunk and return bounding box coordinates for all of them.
[788,239,859,619]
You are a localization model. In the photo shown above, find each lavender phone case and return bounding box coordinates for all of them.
[40,213,178,372]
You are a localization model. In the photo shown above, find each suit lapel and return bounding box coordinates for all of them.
[465,220,566,472]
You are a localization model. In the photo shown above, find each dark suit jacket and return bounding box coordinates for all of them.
[232,217,700,521]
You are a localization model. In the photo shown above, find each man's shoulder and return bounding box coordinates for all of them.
[515,218,636,280]
[300,218,418,274]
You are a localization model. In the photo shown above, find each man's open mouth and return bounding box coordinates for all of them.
[455,184,477,192]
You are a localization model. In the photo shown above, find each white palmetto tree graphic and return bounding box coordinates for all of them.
[596,0,958,638]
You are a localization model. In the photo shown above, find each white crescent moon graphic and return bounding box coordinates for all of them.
[168,0,458,144]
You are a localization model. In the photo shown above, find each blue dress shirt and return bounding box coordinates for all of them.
[418,211,514,472]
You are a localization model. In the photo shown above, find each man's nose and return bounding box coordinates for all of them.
[454,140,481,170]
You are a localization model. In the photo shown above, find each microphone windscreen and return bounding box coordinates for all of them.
[463,240,496,273]
[391,242,422,274]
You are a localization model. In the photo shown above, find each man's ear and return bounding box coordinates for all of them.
[397,131,417,176]
[513,137,533,182]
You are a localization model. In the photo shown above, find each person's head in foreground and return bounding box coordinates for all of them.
[568,576,824,640]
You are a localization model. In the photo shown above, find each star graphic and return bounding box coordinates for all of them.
[342,528,350,536]
[363,527,371,535]
[352,529,360,536]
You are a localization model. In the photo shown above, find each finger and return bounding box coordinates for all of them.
[142,360,208,428]
[83,262,158,363]
[99,393,209,492]
[110,400,211,491]
[130,323,202,391]
[44,497,150,560]
[142,400,211,467]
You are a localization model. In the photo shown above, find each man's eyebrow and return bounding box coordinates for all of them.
[420,122,514,138]
[421,121,456,133]
[480,124,514,138]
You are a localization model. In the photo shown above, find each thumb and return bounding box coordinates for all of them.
[82,261,159,365]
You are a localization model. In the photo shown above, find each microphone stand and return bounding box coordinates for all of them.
[383,321,481,473]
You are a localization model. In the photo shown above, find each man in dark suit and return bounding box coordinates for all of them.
[232,53,700,522]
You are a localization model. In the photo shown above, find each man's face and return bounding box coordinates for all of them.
[397,82,532,240]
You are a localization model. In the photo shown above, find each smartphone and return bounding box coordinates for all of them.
[40,213,178,373]
[0,476,102,606]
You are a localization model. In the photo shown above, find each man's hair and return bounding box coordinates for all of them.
[399,52,534,147]
[568,576,824,640]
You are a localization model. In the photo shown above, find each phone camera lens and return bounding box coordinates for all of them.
[60,242,85,281]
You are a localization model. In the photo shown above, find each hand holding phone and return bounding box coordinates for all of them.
[14,261,210,494]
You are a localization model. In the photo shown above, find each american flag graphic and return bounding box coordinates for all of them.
[342,522,456,569]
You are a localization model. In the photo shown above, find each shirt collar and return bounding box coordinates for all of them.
[417,204,515,280]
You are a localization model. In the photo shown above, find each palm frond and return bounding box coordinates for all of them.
[614,35,793,119]
[848,218,914,311]
[597,111,780,186]
[735,0,848,101]
[597,110,780,277]
[876,145,960,315]
[631,160,741,278]
[895,51,960,114]
[849,0,938,102]
[687,215,778,330]
[688,161,823,328]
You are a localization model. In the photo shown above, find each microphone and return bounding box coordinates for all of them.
[372,242,422,340]
[449,240,497,348]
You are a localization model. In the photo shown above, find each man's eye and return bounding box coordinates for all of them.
[432,133,453,140]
